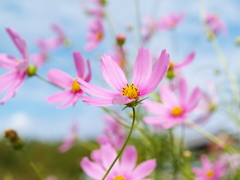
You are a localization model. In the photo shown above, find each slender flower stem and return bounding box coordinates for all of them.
[101,107,136,180]
[169,129,177,180]
[21,148,43,180]
[185,121,238,153]
[35,74,64,90]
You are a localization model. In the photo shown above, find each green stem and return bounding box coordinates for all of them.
[169,129,177,180]
[102,107,136,180]
[185,121,238,153]
[35,74,64,90]
[22,148,43,180]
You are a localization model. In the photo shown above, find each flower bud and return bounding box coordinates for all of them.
[4,130,24,150]
[183,150,192,159]
[100,0,107,6]
[116,33,126,46]
[27,66,37,77]
[166,69,175,79]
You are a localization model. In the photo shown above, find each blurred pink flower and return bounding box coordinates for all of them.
[82,0,105,18]
[78,46,170,106]
[192,155,225,180]
[205,13,227,36]
[97,116,125,150]
[159,12,184,30]
[142,15,158,43]
[219,153,240,174]
[59,120,79,153]
[0,28,30,104]
[143,78,200,129]
[109,46,126,69]
[85,18,104,51]
[46,51,91,108]
[194,82,218,124]
[80,144,156,180]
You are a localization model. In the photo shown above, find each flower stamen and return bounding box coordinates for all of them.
[171,107,183,116]
[114,175,125,180]
[206,170,215,178]
[122,83,139,99]
[96,32,103,40]
[71,80,81,93]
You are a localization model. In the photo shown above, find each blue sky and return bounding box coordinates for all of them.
[0,0,240,143]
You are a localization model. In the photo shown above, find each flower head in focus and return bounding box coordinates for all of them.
[167,52,195,79]
[97,116,125,150]
[46,51,91,108]
[205,13,227,38]
[192,155,225,180]
[85,18,104,51]
[143,78,200,129]
[158,12,184,30]
[78,46,170,107]
[59,120,79,153]
[80,144,156,180]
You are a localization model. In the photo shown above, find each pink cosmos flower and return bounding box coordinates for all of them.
[80,144,156,180]
[194,82,218,124]
[78,46,170,106]
[205,13,227,36]
[97,116,125,150]
[46,51,91,108]
[158,13,184,30]
[81,0,105,18]
[167,52,195,79]
[143,78,200,129]
[59,120,79,153]
[0,28,29,104]
[85,18,104,51]
[192,155,225,180]
[142,15,158,43]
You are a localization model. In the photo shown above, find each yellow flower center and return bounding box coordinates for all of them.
[169,61,174,69]
[122,83,139,99]
[71,80,81,93]
[171,107,183,116]
[206,170,215,178]
[96,32,103,40]
[114,175,125,180]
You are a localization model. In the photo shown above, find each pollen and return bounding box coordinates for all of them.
[71,80,81,93]
[206,170,215,178]
[122,83,139,99]
[171,107,183,116]
[168,61,174,69]
[96,32,103,40]
[114,175,125,180]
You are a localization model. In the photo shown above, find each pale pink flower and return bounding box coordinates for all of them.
[80,144,156,180]
[192,155,225,180]
[78,46,170,106]
[46,51,91,108]
[85,18,104,51]
[109,46,126,69]
[0,28,30,104]
[205,13,227,36]
[194,82,218,124]
[142,15,158,43]
[143,78,200,129]
[219,153,240,174]
[59,120,79,153]
[158,12,184,30]
[97,116,125,150]
[82,0,105,18]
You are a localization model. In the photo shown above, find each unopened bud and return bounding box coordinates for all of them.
[5,130,24,150]
[27,66,37,77]
[100,0,107,6]
[116,33,126,46]
[235,37,240,46]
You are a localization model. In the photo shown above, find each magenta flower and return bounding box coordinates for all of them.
[78,46,170,106]
[158,12,184,30]
[205,13,227,36]
[97,116,125,150]
[85,18,104,51]
[46,51,91,108]
[80,144,156,180]
[143,78,200,129]
[0,28,29,104]
[192,155,225,180]
[59,120,79,153]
